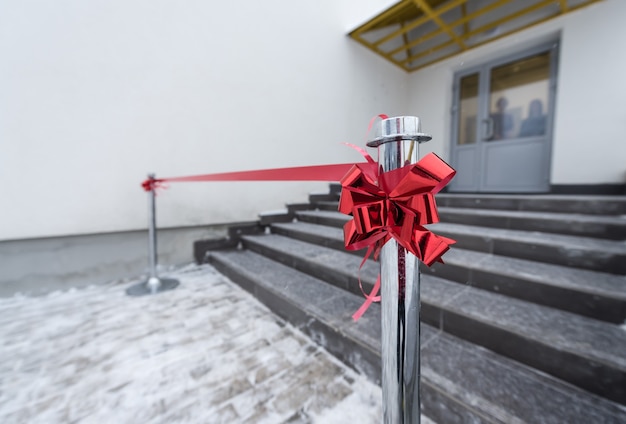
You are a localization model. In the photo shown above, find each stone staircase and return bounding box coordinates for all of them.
[195,185,626,423]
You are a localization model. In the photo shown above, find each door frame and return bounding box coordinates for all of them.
[449,40,560,193]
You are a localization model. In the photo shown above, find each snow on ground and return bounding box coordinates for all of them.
[0,264,389,423]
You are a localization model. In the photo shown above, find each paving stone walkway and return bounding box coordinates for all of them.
[0,264,398,423]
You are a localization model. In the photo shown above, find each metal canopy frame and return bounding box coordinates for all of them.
[349,0,601,72]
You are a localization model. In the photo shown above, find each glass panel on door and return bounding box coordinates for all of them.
[449,42,557,193]
[457,73,479,145]
[488,52,551,141]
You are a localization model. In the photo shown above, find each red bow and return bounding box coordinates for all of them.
[338,153,456,319]
[141,179,167,193]
[339,152,456,265]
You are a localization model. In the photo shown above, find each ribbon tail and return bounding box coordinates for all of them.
[344,142,376,165]
[356,245,379,294]
[141,179,168,194]
[352,274,381,322]
[352,245,381,321]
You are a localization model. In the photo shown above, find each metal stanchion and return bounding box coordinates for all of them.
[368,117,432,424]
[126,173,180,296]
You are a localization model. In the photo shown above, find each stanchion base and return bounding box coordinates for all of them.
[126,278,180,297]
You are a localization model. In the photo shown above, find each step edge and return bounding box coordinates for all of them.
[240,234,626,372]
[208,248,626,420]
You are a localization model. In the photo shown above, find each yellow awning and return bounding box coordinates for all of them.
[349,0,602,72]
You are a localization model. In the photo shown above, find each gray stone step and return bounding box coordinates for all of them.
[208,248,626,423]
[317,193,626,216]
[294,210,626,274]
[309,201,626,239]
[294,209,367,227]
[436,207,626,240]
[433,222,626,275]
[272,221,348,254]
[425,248,626,324]
[240,233,626,405]
[309,192,339,203]
[312,200,342,211]
[270,221,626,324]
[435,193,626,215]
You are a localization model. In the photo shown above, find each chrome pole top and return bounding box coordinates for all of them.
[367,116,432,147]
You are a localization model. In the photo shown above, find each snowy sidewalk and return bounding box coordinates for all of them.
[0,264,392,423]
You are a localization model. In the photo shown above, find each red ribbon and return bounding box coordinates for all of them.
[338,152,456,320]
[137,126,456,322]
[140,163,368,192]
[140,115,389,191]
[141,179,168,192]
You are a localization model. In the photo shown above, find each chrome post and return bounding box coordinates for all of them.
[367,116,432,424]
[126,173,180,296]
[147,173,160,293]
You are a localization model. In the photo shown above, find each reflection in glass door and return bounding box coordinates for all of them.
[451,73,480,191]
[458,73,478,145]
[450,43,557,193]
[488,52,550,142]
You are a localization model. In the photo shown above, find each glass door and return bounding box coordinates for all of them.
[450,72,481,191]
[449,42,558,193]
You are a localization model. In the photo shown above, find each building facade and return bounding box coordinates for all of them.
[1,0,624,290]
[401,0,626,194]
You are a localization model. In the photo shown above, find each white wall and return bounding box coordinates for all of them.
[551,0,626,185]
[0,0,405,240]
[407,0,626,185]
[6,1,623,242]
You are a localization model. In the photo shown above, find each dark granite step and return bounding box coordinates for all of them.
[426,248,626,324]
[433,222,626,275]
[286,202,317,215]
[309,192,340,203]
[294,210,626,274]
[269,221,626,323]
[312,200,342,211]
[316,193,626,216]
[311,200,626,240]
[208,248,626,423]
[295,209,357,227]
[240,233,626,405]
[436,207,626,240]
[435,194,626,215]
[271,221,348,253]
